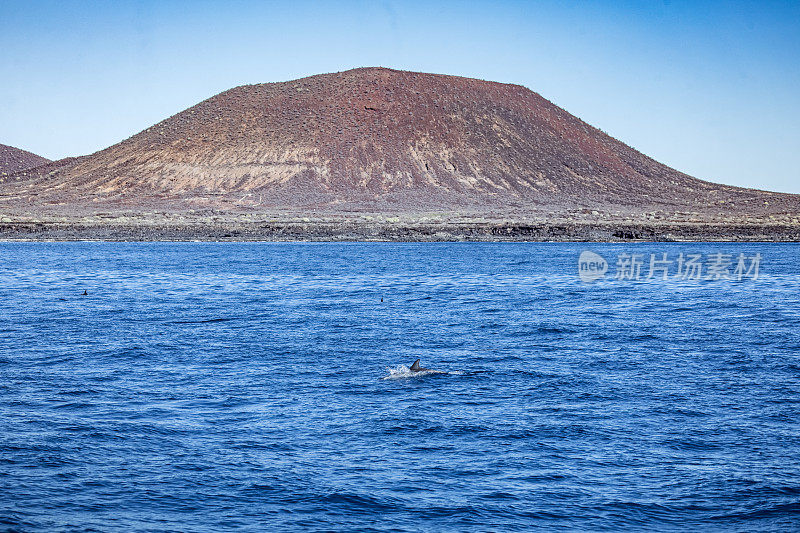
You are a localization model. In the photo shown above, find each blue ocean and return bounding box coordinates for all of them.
[1,242,799,531]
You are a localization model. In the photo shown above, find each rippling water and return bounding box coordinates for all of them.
[1,243,799,531]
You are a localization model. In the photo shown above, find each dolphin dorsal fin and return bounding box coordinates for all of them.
[410,359,421,371]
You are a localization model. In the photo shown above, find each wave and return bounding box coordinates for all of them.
[169,317,235,324]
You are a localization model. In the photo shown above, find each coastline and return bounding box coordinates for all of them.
[1,219,798,242]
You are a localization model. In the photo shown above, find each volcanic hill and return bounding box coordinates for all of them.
[0,144,50,176]
[1,67,798,240]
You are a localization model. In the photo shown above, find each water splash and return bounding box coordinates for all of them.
[381,364,460,380]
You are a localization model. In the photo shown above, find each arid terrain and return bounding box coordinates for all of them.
[0,144,51,176]
[1,67,798,241]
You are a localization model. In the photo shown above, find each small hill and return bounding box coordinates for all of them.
[0,144,50,175]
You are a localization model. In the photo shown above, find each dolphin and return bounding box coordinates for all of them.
[410,359,447,375]
[410,359,429,372]
[382,359,448,380]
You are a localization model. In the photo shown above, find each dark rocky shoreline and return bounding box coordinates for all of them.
[2,220,798,242]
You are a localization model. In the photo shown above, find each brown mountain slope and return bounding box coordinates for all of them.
[3,67,799,222]
[0,144,50,175]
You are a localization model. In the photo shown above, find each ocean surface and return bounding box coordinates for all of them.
[1,242,799,532]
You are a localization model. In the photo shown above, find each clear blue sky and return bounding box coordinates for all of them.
[2,0,798,193]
